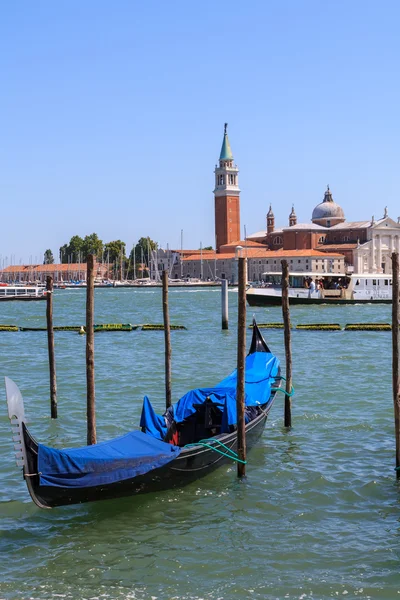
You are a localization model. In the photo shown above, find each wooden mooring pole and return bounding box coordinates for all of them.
[221,279,229,330]
[86,254,96,445]
[162,269,172,409]
[236,257,247,477]
[391,252,400,477]
[281,260,292,428]
[46,276,57,418]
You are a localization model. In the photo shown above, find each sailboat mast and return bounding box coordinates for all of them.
[180,229,183,279]
[200,242,203,281]
[147,238,151,280]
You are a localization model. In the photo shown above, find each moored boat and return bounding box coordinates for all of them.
[5,322,282,508]
[0,286,46,301]
[246,272,393,306]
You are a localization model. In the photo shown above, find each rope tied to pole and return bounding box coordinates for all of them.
[184,438,247,464]
[271,385,295,398]
[272,375,295,397]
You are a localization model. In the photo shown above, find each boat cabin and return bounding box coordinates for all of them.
[259,272,350,290]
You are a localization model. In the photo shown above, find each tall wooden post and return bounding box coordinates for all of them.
[221,279,229,330]
[46,276,57,418]
[281,260,292,428]
[392,252,400,477]
[162,269,172,409]
[236,257,247,477]
[86,254,96,445]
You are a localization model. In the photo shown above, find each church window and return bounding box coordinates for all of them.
[273,236,283,245]
[327,220,331,227]
[343,236,350,242]
[318,236,325,244]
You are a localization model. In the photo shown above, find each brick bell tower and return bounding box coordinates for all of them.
[214,123,240,252]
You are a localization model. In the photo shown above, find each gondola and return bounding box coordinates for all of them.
[5,322,281,509]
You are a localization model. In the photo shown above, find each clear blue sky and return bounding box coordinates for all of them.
[1,0,399,264]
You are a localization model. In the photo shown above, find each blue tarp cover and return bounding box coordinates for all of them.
[38,430,181,488]
[141,352,279,439]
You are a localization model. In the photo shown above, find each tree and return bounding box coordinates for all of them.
[104,240,126,264]
[82,233,103,261]
[59,236,84,264]
[104,240,127,281]
[69,235,84,262]
[202,246,213,250]
[59,244,68,263]
[127,237,158,279]
[43,249,54,264]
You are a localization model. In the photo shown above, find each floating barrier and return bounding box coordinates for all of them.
[20,326,82,331]
[296,323,342,331]
[18,323,186,332]
[141,324,187,331]
[94,323,133,332]
[344,323,392,331]
[249,323,285,329]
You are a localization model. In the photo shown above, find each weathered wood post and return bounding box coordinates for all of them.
[236,256,247,477]
[221,278,229,330]
[86,254,96,445]
[391,252,400,477]
[162,269,172,409]
[281,260,292,428]
[46,276,57,418]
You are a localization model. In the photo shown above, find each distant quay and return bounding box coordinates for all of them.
[56,280,223,289]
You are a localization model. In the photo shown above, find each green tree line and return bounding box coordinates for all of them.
[50,234,158,279]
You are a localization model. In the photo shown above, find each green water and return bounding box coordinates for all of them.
[0,288,399,600]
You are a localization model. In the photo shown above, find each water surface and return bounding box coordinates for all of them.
[0,289,398,599]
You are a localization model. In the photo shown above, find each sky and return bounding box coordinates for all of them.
[1,0,399,265]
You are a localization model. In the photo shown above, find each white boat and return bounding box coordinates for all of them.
[0,285,46,301]
[246,272,393,306]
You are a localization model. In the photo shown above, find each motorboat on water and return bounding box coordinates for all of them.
[0,285,46,301]
[246,272,394,306]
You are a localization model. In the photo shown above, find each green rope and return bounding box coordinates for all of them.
[271,385,295,397]
[184,438,247,464]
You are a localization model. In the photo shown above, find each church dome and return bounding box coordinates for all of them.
[312,186,345,227]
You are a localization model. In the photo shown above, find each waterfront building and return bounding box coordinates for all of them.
[247,187,400,274]
[169,247,345,284]
[0,262,107,284]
